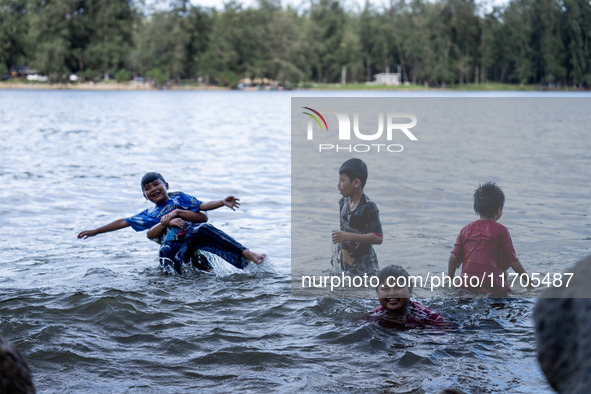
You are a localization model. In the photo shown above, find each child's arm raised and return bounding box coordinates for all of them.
[77,218,130,239]
[331,231,383,245]
[199,196,240,211]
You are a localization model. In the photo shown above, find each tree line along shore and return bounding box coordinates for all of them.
[1,0,590,89]
[0,81,572,91]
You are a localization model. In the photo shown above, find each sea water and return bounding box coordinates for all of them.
[1,89,589,392]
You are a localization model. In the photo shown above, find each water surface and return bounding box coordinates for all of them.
[2,89,588,392]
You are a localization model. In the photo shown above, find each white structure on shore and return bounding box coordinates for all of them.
[366,65,402,86]
[372,72,401,86]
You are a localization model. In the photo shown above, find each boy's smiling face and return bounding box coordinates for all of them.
[143,179,169,204]
[377,282,412,314]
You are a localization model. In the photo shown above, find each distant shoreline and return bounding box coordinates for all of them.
[0,82,228,91]
[1,81,585,92]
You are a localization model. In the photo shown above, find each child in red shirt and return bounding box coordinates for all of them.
[448,182,531,296]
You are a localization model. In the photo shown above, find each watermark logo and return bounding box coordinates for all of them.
[302,107,418,153]
[302,107,329,134]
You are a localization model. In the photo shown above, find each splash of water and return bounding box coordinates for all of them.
[157,252,277,278]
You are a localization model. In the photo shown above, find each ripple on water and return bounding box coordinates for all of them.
[1,91,573,393]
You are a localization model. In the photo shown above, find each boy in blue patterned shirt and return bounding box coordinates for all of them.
[78,172,265,273]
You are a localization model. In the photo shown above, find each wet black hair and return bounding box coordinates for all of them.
[376,265,412,290]
[141,172,166,193]
[339,158,368,188]
[473,181,505,217]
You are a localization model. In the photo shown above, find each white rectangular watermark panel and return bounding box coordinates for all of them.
[291,97,591,299]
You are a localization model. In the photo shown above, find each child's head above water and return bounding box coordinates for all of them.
[376,265,412,314]
[339,158,368,188]
[473,181,505,220]
[141,172,169,203]
[141,172,166,190]
[338,158,368,198]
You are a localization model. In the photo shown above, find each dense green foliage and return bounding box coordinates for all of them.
[1,0,590,86]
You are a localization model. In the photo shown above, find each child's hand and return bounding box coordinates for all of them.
[77,229,97,239]
[160,210,178,226]
[169,218,186,229]
[223,196,240,211]
[332,230,349,244]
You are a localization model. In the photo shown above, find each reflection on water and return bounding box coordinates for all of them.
[2,90,588,392]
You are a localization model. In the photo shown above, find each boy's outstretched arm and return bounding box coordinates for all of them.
[77,218,130,239]
[199,196,240,211]
[331,231,383,245]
